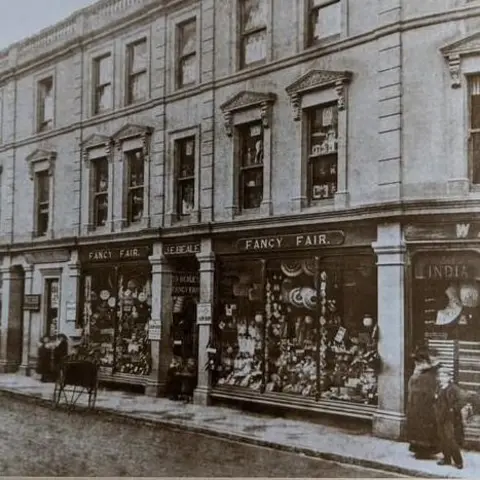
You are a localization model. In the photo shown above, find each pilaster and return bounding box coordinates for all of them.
[145,244,173,397]
[19,264,34,376]
[193,241,215,406]
[372,223,407,440]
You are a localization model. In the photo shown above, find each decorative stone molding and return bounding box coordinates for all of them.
[441,31,480,89]
[285,69,353,120]
[26,148,57,180]
[220,91,277,136]
[80,133,112,165]
[112,123,153,156]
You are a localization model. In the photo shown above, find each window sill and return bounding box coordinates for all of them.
[81,223,112,236]
[305,33,341,51]
[117,217,150,232]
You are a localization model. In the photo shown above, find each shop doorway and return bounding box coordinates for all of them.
[44,278,60,337]
[169,257,199,399]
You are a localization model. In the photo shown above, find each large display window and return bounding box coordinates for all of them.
[214,254,378,405]
[80,263,152,376]
[413,252,480,396]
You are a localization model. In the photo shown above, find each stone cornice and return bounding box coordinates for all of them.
[1,2,480,84]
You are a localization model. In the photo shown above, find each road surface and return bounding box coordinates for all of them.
[0,394,401,477]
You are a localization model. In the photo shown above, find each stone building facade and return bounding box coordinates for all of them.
[1,0,480,442]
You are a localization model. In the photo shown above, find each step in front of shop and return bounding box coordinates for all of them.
[211,386,377,421]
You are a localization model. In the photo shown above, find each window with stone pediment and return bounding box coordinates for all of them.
[92,157,109,227]
[239,0,267,69]
[126,149,145,224]
[127,38,148,105]
[469,76,480,184]
[177,18,197,88]
[239,121,264,210]
[175,136,196,218]
[308,0,341,46]
[307,103,338,200]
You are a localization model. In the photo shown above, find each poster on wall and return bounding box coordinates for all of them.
[148,319,161,340]
[65,302,77,323]
[197,303,212,324]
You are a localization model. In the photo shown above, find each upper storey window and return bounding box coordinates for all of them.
[37,76,54,133]
[127,39,148,105]
[308,0,341,46]
[177,18,197,88]
[469,76,480,184]
[93,54,112,115]
[239,0,267,69]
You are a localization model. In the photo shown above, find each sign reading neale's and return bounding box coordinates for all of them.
[237,230,345,252]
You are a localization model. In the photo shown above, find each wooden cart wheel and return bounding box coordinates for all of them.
[52,369,64,408]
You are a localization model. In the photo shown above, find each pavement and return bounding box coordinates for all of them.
[0,374,477,479]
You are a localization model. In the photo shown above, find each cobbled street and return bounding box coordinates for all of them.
[0,395,401,477]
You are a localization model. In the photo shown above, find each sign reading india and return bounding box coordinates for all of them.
[237,231,345,252]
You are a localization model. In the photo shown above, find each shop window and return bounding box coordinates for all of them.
[239,0,267,69]
[308,0,341,46]
[126,149,145,224]
[469,76,480,184]
[413,254,480,401]
[176,18,197,89]
[37,76,54,133]
[35,171,50,237]
[307,103,338,201]
[215,255,378,404]
[81,265,152,375]
[238,121,264,210]
[93,53,112,115]
[175,136,195,218]
[126,39,148,105]
[92,157,109,228]
[45,278,59,337]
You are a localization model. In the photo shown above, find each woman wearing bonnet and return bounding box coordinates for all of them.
[406,346,441,459]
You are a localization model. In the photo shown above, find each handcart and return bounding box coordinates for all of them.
[53,357,99,410]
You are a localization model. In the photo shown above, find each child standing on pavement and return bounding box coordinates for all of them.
[434,367,464,470]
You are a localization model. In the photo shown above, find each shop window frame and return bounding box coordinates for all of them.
[112,123,153,231]
[213,251,379,405]
[26,148,56,239]
[286,69,351,212]
[166,126,201,226]
[220,90,276,219]
[92,53,113,116]
[79,261,153,376]
[81,134,113,234]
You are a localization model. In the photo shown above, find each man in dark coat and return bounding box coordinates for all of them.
[406,346,440,459]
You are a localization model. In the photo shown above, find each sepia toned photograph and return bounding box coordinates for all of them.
[0,0,480,477]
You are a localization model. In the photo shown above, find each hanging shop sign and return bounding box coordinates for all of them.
[80,245,151,263]
[163,242,201,256]
[148,319,162,341]
[172,272,200,297]
[237,230,345,252]
[197,303,212,324]
[405,222,480,241]
[23,294,41,311]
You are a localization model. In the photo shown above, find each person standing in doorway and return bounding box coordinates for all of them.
[406,345,441,459]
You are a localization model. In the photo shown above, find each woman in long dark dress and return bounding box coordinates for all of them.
[406,347,440,459]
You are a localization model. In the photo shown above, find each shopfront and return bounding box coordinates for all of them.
[406,220,480,446]
[210,226,379,419]
[78,243,152,386]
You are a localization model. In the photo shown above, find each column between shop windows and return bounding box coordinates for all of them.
[19,264,34,375]
[193,249,215,406]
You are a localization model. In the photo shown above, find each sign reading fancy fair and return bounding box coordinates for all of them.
[237,230,345,252]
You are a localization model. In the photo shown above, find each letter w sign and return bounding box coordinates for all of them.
[456,223,471,238]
